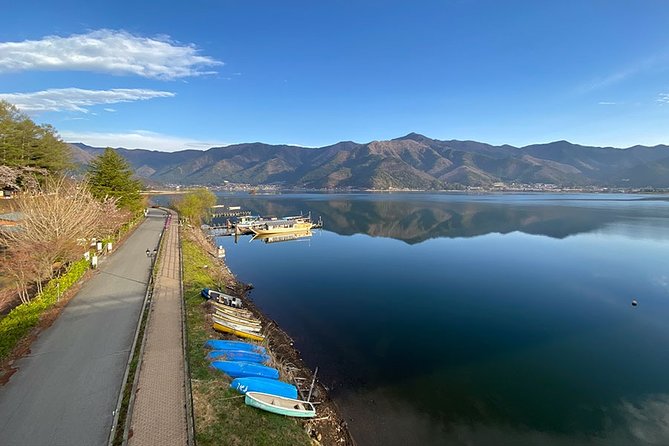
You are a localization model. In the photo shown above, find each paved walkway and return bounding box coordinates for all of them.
[0,209,166,446]
[128,211,188,445]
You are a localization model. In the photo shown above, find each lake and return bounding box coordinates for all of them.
[205,192,669,446]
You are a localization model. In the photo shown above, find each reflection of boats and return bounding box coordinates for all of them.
[250,219,313,235]
[245,392,316,418]
[252,231,313,244]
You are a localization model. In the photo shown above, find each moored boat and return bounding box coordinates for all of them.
[231,377,298,399]
[204,339,266,353]
[211,361,279,379]
[250,219,313,236]
[206,349,270,364]
[244,391,316,418]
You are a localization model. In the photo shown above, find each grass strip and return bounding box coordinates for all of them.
[182,234,310,446]
[0,258,89,361]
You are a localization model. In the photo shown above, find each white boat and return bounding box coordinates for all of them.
[214,310,262,327]
[244,392,316,418]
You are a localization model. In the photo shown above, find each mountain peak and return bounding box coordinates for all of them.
[394,132,432,142]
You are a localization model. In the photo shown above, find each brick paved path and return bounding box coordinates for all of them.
[128,211,188,445]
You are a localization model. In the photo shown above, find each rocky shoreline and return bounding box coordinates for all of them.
[194,229,355,446]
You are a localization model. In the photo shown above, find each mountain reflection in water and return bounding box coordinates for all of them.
[212,192,669,243]
[155,192,669,446]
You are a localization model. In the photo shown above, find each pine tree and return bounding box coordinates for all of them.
[87,148,143,212]
[0,100,70,175]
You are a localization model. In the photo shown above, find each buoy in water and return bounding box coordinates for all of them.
[631,299,638,307]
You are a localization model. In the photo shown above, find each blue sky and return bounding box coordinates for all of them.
[1,0,669,151]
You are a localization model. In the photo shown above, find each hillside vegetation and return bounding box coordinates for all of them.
[70,133,669,188]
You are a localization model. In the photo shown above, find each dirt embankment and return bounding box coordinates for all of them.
[193,229,356,446]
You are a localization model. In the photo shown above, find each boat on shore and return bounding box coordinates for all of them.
[213,315,262,333]
[202,288,243,308]
[206,349,270,363]
[231,377,298,399]
[244,391,316,418]
[204,339,266,353]
[210,300,254,318]
[214,310,262,327]
[213,319,266,342]
[211,361,279,379]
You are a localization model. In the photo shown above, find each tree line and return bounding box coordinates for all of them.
[0,100,144,303]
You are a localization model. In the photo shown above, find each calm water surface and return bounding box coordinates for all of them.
[205,193,669,446]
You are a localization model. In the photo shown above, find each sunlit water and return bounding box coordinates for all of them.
[162,192,669,446]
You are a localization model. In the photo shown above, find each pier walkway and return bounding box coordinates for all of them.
[128,210,190,445]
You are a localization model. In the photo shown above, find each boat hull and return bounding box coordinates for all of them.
[214,310,261,326]
[231,377,298,399]
[206,349,269,364]
[213,321,265,342]
[204,340,266,353]
[212,316,261,333]
[244,392,316,418]
[211,361,279,379]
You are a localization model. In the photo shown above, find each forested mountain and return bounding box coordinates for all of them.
[69,133,669,189]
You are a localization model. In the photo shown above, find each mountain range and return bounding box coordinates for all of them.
[68,133,669,189]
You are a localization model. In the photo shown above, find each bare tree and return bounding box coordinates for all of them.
[0,177,128,302]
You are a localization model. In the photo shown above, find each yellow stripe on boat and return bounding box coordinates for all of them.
[213,321,265,342]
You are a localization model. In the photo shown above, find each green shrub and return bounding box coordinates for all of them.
[0,258,89,360]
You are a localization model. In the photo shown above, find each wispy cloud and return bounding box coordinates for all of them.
[60,129,227,152]
[0,88,174,113]
[0,29,223,79]
[598,101,617,105]
[103,108,116,112]
[658,93,669,104]
[577,53,668,94]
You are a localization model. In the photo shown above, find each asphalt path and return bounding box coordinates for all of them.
[0,209,167,446]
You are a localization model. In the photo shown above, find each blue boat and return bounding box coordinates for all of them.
[204,340,267,354]
[211,361,279,379]
[206,349,270,364]
[231,377,298,399]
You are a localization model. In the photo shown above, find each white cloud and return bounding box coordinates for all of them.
[598,101,617,105]
[0,29,223,79]
[103,108,116,112]
[0,88,174,113]
[60,129,227,152]
[577,53,668,94]
[658,93,669,104]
